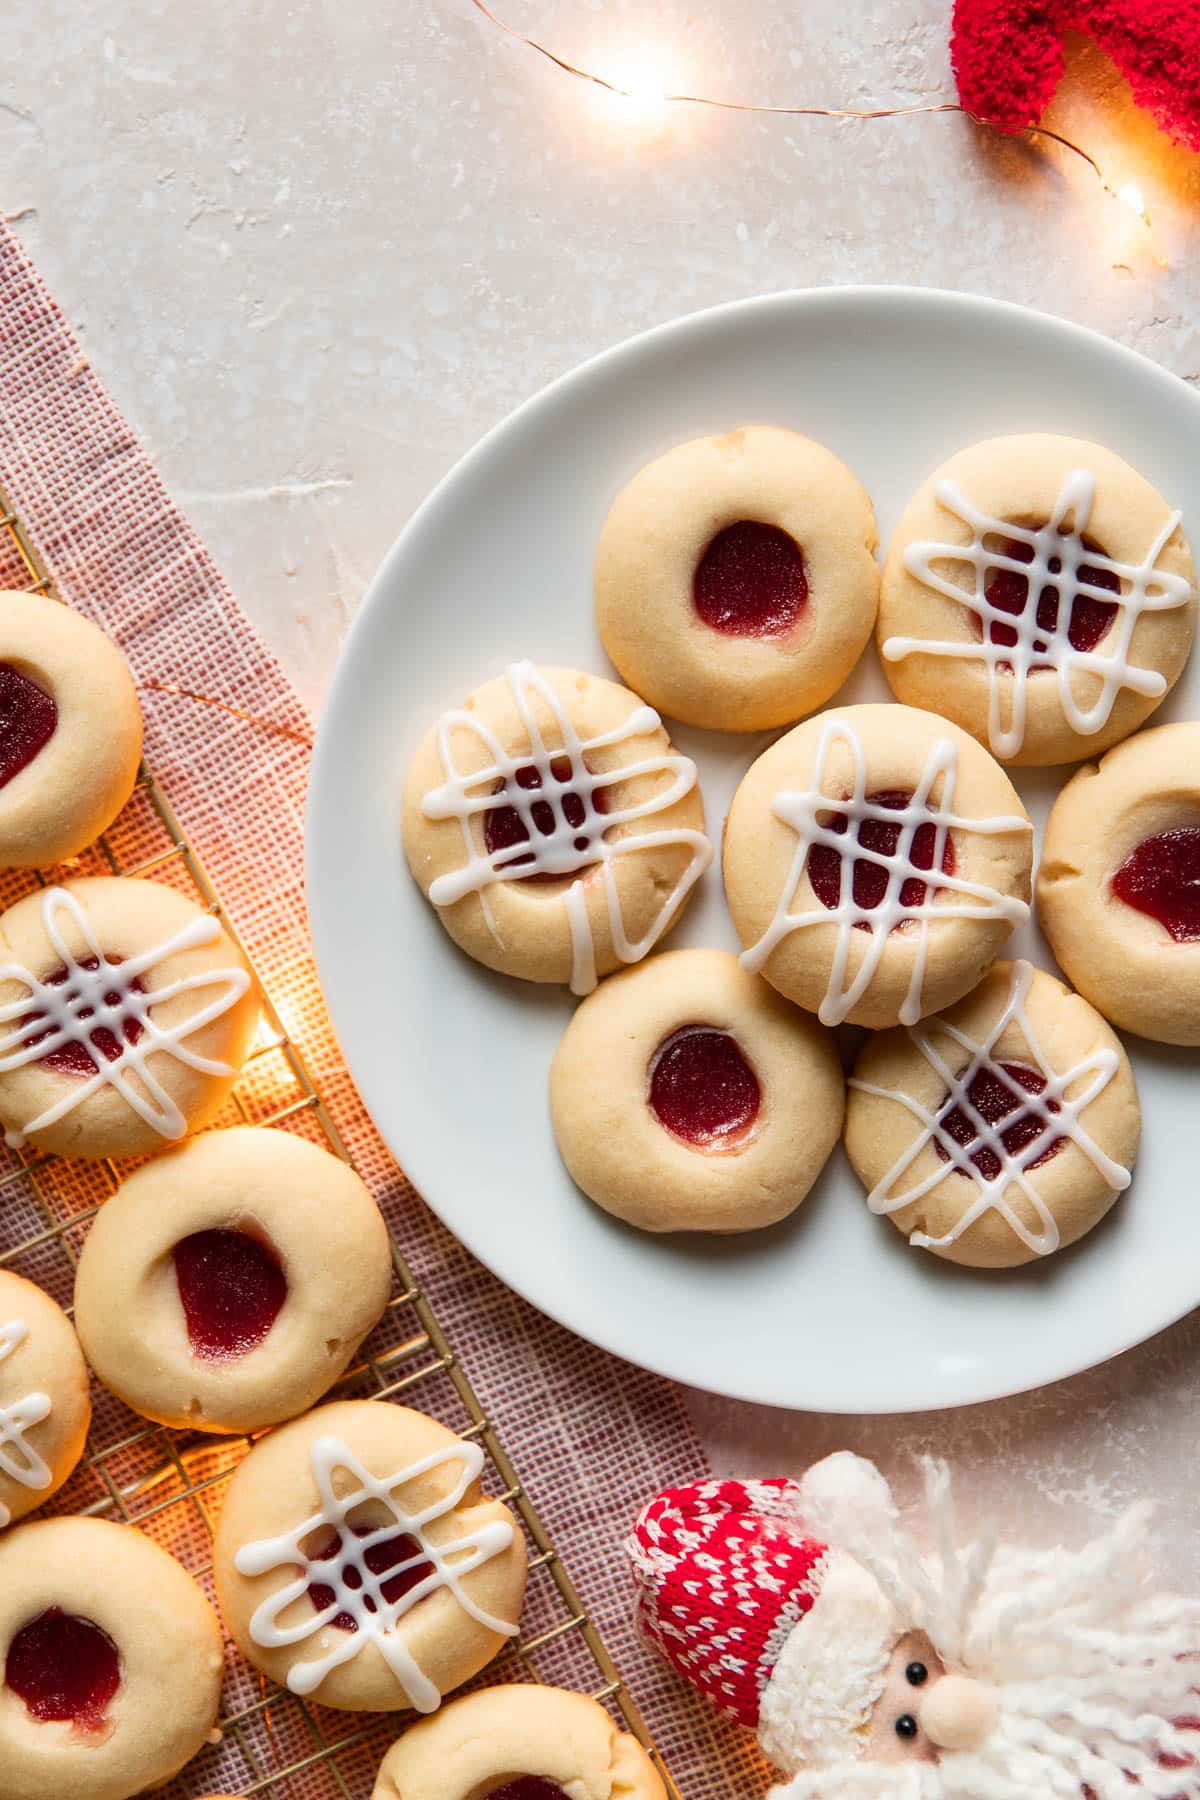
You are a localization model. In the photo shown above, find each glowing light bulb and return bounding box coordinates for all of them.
[596,46,674,125]
[1116,181,1148,220]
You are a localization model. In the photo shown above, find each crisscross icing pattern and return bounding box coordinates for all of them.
[234,1433,518,1711]
[739,716,1030,1025]
[421,660,712,993]
[850,960,1130,1257]
[0,1318,52,1526]
[0,886,251,1148]
[884,468,1193,759]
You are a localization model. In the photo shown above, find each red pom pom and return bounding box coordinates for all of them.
[952,0,1065,134]
[952,0,1200,151]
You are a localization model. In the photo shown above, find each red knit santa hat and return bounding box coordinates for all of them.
[627,1470,898,1773]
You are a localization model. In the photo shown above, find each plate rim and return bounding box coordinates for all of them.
[307,283,1200,1414]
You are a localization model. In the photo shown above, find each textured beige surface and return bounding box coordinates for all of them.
[0,876,260,1158]
[213,1400,528,1713]
[5,0,1200,1701]
[0,590,142,866]
[0,1516,224,1800]
[550,946,843,1232]
[879,434,1196,765]
[73,1126,393,1432]
[595,426,879,731]
[1039,721,1200,1042]
[0,1268,90,1527]
[373,1683,668,1800]
[723,703,1032,1027]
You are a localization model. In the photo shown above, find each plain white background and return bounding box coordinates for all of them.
[4,0,1200,1563]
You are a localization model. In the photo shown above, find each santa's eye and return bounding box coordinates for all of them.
[905,1661,928,1686]
[895,1714,918,1740]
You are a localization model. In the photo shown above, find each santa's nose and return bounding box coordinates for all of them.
[919,1675,998,1752]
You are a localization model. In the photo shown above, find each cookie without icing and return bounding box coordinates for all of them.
[214,1400,527,1713]
[373,1684,668,1800]
[595,425,880,732]
[402,661,710,993]
[0,1516,224,1800]
[0,876,258,1158]
[1039,720,1200,1044]
[550,948,844,1233]
[74,1127,393,1433]
[0,591,142,868]
[879,435,1195,766]
[0,1269,90,1529]
[724,703,1032,1029]
[845,961,1141,1268]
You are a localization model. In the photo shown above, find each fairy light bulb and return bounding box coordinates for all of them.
[594,45,675,125]
[1116,181,1149,222]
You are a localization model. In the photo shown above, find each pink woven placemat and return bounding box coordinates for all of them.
[0,218,768,1795]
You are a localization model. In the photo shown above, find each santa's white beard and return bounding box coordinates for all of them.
[769,1474,1200,1800]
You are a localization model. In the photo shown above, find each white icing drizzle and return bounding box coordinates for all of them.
[884,469,1193,759]
[421,661,712,994]
[850,959,1130,1256]
[0,1319,52,1527]
[738,716,1030,1025]
[0,886,252,1148]
[234,1432,518,1711]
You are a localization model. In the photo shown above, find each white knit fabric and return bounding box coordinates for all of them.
[758,1552,897,1773]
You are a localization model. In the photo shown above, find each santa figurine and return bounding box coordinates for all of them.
[627,1454,1200,1798]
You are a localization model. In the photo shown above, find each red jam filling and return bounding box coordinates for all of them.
[984,534,1119,660]
[649,1026,760,1149]
[23,959,145,1078]
[307,1523,433,1629]
[1111,828,1200,944]
[0,662,57,791]
[484,757,611,882]
[173,1229,288,1361]
[808,790,955,929]
[693,520,808,638]
[6,1608,121,1734]
[486,1783,570,1800]
[935,1061,1064,1181]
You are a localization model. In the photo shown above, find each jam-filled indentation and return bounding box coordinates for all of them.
[5,1607,121,1734]
[649,1026,761,1150]
[485,1782,571,1800]
[0,663,57,791]
[306,1522,433,1630]
[173,1228,288,1361]
[693,520,808,638]
[22,958,145,1078]
[983,532,1120,663]
[1111,827,1200,944]
[934,1060,1064,1181]
[483,757,612,884]
[808,789,956,929]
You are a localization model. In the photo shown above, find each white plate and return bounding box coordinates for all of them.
[307,288,1200,1414]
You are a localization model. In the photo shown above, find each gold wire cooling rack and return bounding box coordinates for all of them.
[0,485,681,1800]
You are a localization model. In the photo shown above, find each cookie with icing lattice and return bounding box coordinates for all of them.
[0,877,258,1159]
[402,662,710,993]
[214,1400,527,1713]
[879,434,1195,766]
[724,703,1033,1030]
[845,960,1141,1268]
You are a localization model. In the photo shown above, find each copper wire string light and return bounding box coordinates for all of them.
[467,0,1164,261]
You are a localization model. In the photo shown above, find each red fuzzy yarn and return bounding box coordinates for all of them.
[952,0,1200,151]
